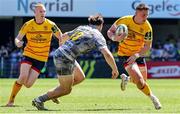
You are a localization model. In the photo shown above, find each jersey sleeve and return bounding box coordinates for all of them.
[144,22,153,41]
[95,33,107,51]
[19,22,28,35]
[51,23,62,35]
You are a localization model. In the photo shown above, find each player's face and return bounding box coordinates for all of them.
[137,9,149,22]
[34,6,46,19]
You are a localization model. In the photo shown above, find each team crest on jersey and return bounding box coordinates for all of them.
[139,28,144,33]
[31,34,46,43]
[44,26,48,30]
[31,26,35,31]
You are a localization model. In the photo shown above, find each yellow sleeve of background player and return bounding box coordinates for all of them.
[19,22,28,35]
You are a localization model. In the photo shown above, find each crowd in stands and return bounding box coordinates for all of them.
[0,34,180,61]
[0,34,179,78]
[150,34,180,61]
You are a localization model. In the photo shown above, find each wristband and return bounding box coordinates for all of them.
[15,38,19,45]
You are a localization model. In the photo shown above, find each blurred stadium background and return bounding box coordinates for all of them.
[0,0,180,113]
[0,0,179,79]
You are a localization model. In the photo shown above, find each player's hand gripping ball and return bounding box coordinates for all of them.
[115,24,128,38]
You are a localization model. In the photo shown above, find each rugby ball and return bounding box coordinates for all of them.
[115,24,128,37]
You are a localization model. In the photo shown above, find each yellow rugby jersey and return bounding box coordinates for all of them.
[19,18,61,62]
[114,15,152,56]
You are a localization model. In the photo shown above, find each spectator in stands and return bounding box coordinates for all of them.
[177,37,180,52]
[163,34,179,61]
[163,34,176,52]
[177,37,180,60]
[6,36,15,53]
[9,49,22,78]
[163,45,179,61]
[0,45,8,57]
[150,42,165,61]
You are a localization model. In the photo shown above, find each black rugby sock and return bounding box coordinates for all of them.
[38,94,50,102]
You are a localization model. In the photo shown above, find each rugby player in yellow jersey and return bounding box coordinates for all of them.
[107,3,162,110]
[6,3,86,107]
[5,3,61,107]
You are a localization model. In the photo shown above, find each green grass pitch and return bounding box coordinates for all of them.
[0,78,180,114]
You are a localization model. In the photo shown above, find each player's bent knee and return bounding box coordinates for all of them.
[80,76,85,81]
[75,76,85,83]
[24,83,33,88]
[24,85,32,88]
[17,77,26,85]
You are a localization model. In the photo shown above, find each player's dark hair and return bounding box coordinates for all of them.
[88,14,104,26]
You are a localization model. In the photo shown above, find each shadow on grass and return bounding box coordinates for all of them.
[26,108,131,112]
[0,105,22,107]
[26,109,61,111]
[79,108,130,111]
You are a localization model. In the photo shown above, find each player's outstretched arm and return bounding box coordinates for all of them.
[101,47,119,79]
